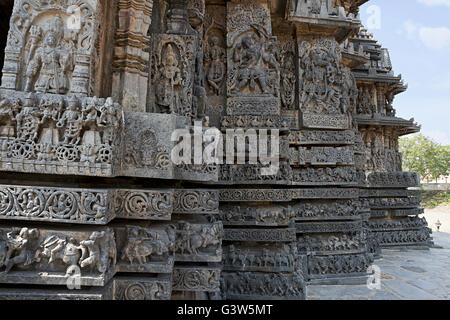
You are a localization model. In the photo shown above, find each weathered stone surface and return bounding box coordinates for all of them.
[113,276,172,300]
[0,184,115,224]
[114,224,175,274]
[224,228,297,242]
[222,271,305,300]
[115,189,174,220]
[173,189,219,215]
[172,266,221,292]
[0,91,123,177]
[0,226,116,286]
[0,0,432,300]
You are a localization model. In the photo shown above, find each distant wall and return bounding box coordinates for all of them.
[421,184,450,191]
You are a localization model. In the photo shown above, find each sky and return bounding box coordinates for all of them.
[359,0,450,146]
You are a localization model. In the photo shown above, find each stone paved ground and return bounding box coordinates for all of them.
[307,232,450,300]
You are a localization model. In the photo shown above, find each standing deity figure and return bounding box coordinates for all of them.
[15,94,41,142]
[24,15,73,94]
[97,97,121,145]
[57,96,83,145]
[231,30,270,94]
[155,44,183,113]
[206,36,226,95]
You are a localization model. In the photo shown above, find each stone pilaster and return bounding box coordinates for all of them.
[112,0,153,112]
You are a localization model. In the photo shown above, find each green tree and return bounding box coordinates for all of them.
[399,134,450,182]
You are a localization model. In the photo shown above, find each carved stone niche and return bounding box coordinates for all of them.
[286,0,361,42]
[1,0,103,95]
[297,36,355,129]
[0,91,123,177]
[226,1,281,116]
[203,4,226,127]
[148,34,197,117]
[113,275,172,300]
[114,224,175,274]
[220,204,295,227]
[222,243,299,273]
[173,220,223,262]
[0,225,116,286]
[0,184,115,225]
[222,271,305,300]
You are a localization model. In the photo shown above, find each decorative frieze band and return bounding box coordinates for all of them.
[113,276,172,300]
[308,253,372,278]
[360,189,422,198]
[301,114,350,130]
[292,167,359,186]
[390,208,424,217]
[219,188,360,202]
[296,221,362,234]
[291,188,359,200]
[222,271,305,300]
[173,190,219,214]
[368,197,421,210]
[221,115,289,129]
[289,147,354,166]
[0,185,115,224]
[223,228,297,242]
[293,200,362,220]
[219,189,293,202]
[367,172,420,188]
[220,204,294,226]
[115,189,173,221]
[223,244,298,273]
[0,226,116,287]
[172,267,221,292]
[288,130,355,146]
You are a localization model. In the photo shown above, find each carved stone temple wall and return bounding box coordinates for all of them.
[0,0,432,300]
[349,28,434,252]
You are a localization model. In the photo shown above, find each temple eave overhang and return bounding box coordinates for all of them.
[354,115,421,135]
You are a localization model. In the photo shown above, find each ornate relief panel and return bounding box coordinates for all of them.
[226,1,280,116]
[297,36,355,129]
[1,0,101,95]
[148,34,197,117]
[0,91,123,177]
[0,225,116,286]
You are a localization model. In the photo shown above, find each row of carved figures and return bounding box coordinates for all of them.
[0,227,116,275]
[224,244,297,268]
[0,94,122,163]
[308,253,373,275]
